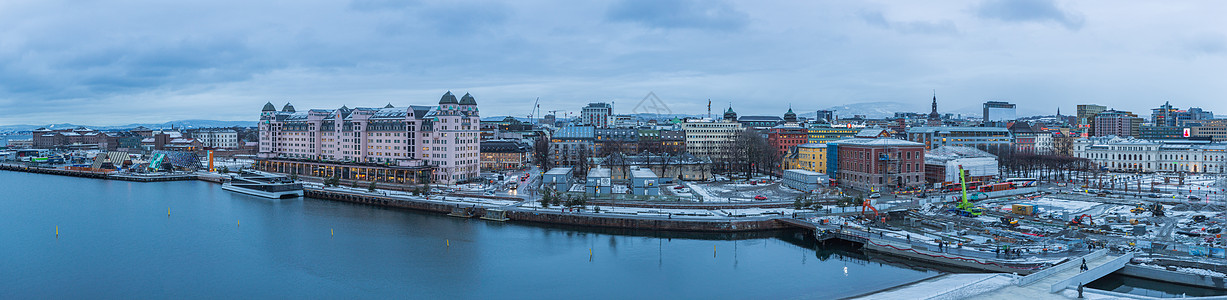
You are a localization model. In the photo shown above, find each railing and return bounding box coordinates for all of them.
[1015,249,1107,286]
[1050,252,1133,293]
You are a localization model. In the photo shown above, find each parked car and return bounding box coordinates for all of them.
[1189,195,1202,201]
[1147,193,1161,198]
[754,195,767,200]
[868,193,881,198]
[673,185,686,190]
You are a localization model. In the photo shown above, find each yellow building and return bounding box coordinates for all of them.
[787,143,827,173]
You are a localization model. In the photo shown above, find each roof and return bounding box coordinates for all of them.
[926,146,997,163]
[587,167,611,178]
[907,126,1011,133]
[554,126,595,139]
[459,93,477,105]
[829,138,924,147]
[439,91,458,104]
[855,128,890,138]
[262,102,276,111]
[544,167,573,175]
[785,169,824,176]
[629,167,657,178]
[480,140,531,153]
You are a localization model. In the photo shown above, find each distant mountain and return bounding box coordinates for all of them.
[0,119,256,133]
[792,102,922,119]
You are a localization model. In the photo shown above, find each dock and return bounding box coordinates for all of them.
[0,164,196,182]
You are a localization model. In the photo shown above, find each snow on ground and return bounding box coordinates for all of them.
[1020,197,1100,215]
[857,273,1012,300]
[1137,263,1227,277]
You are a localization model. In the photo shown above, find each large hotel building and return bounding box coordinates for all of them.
[257,92,481,184]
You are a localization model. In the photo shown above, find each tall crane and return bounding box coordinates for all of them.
[526,97,540,124]
[954,165,983,217]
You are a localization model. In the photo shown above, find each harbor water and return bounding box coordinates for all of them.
[1,170,935,298]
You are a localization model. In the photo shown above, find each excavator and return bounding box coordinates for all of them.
[862,199,885,223]
[951,165,983,217]
[1069,214,1094,227]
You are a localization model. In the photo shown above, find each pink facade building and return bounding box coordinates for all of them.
[258,92,481,184]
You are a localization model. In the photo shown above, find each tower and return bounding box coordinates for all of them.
[927,92,941,126]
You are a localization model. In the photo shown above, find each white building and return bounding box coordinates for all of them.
[581,103,613,128]
[190,129,239,148]
[1073,136,1227,173]
[679,118,743,161]
[1034,132,1054,155]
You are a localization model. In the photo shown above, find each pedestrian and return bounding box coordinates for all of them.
[1080,258,1088,272]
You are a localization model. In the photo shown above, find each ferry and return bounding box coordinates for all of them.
[221,171,304,199]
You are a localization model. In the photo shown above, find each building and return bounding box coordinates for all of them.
[767,123,808,158]
[927,94,942,126]
[679,117,743,162]
[1008,122,1037,153]
[32,127,112,150]
[6,139,32,149]
[550,125,596,166]
[924,146,999,184]
[585,167,612,195]
[827,138,926,192]
[1152,101,1214,127]
[1091,109,1143,137]
[480,140,532,171]
[594,128,639,154]
[1076,104,1107,128]
[737,116,783,128]
[1190,124,1227,142]
[1139,125,1187,140]
[594,152,713,182]
[1034,131,1054,155]
[1074,137,1227,173]
[815,110,835,123]
[628,167,660,196]
[187,129,239,148]
[983,101,1017,126]
[906,126,1013,153]
[581,102,613,127]
[785,143,828,174]
[807,123,860,144]
[542,167,575,191]
[782,169,827,192]
[256,91,480,185]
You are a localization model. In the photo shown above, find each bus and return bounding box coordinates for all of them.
[1004,178,1038,187]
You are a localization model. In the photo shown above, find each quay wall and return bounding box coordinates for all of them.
[1117,264,1227,290]
[305,189,785,232]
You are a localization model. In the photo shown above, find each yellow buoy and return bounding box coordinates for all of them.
[237,220,240,227]
[56,226,59,237]
[446,239,450,247]
[331,228,334,236]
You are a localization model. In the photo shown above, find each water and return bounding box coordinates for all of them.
[1,171,935,299]
[1089,273,1227,298]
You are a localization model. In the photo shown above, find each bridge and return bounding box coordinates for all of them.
[859,249,1141,299]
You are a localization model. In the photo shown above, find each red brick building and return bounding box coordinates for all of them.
[767,125,808,158]
[830,138,926,192]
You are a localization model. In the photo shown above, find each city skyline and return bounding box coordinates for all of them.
[1,0,1225,126]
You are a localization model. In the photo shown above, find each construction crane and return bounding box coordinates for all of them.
[526,97,540,124]
[952,165,983,217]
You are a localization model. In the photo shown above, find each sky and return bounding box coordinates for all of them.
[0,0,1224,126]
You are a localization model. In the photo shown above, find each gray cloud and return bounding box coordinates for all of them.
[606,0,748,31]
[1183,33,1227,56]
[974,0,1085,30]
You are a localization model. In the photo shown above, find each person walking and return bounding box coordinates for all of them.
[1080,258,1089,272]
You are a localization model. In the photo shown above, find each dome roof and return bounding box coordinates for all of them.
[784,108,797,122]
[439,91,459,104]
[459,93,477,105]
[262,102,276,111]
[282,103,296,113]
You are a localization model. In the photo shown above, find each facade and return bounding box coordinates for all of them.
[767,124,808,158]
[1139,125,1187,140]
[738,116,783,128]
[585,167,612,195]
[628,167,660,196]
[1091,109,1143,138]
[256,91,481,184]
[1077,104,1107,128]
[906,126,1013,153]
[679,118,743,161]
[480,140,532,171]
[542,167,574,191]
[187,129,239,148]
[1190,124,1227,142]
[815,110,835,123]
[786,143,827,174]
[32,127,114,150]
[1034,132,1054,155]
[581,102,613,127]
[594,128,639,154]
[828,138,927,191]
[1008,122,1037,153]
[1151,102,1214,127]
[782,169,827,192]
[983,101,1017,126]
[1074,137,1227,173]
[550,125,596,166]
[924,146,999,183]
[807,123,860,144]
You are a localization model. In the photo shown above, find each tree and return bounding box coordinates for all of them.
[368,181,377,192]
[289,172,298,182]
[352,180,361,189]
[533,137,552,170]
[218,166,230,174]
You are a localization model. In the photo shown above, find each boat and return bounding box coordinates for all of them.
[221,170,304,199]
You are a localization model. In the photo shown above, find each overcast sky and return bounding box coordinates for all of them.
[1,0,1224,126]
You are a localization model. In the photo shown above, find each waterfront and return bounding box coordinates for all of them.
[0,171,935,299]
